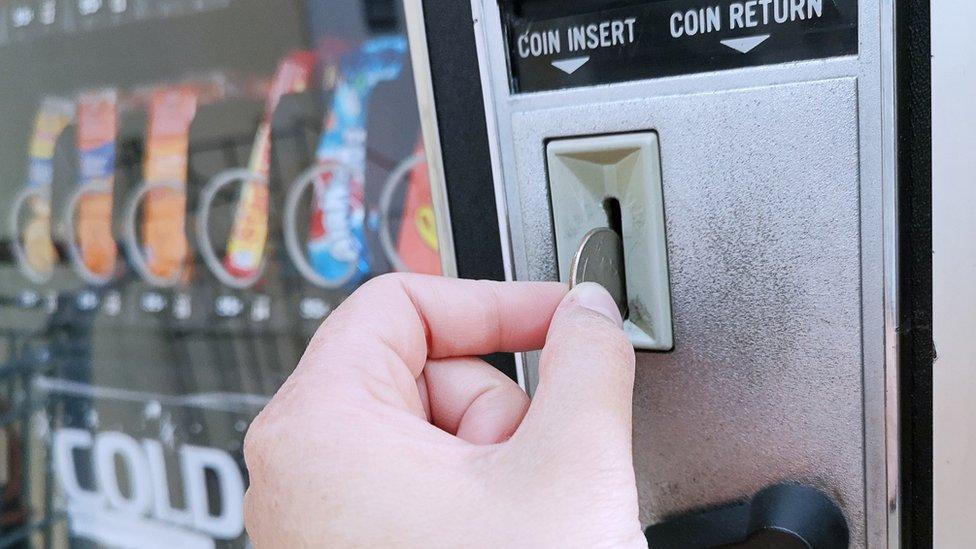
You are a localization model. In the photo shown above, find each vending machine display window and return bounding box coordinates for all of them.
[0,1,445,546]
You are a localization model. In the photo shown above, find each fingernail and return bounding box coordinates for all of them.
[564,282,624,328]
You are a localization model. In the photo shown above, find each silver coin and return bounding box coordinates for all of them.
[570,227,628,319]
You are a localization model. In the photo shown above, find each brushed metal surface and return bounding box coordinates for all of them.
[510,79,865,543]
[468,0,893,545]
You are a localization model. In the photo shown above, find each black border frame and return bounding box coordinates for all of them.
[897,1,933,546]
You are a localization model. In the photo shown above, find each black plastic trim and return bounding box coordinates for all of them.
[896,0,933,546]
[645,484,850,549]
[421,0,517,380]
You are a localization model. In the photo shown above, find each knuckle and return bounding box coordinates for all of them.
[242,408,278,481]
[494,379,530,408]
[242,487,259,532]
[358,272,411,295]
[323,273,409,325]
[311,273,411,344]
[242,420,266,476]
[243,487,276,548]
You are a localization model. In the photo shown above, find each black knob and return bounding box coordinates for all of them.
[644,484,849,549]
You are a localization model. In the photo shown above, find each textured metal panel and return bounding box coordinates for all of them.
[509,78,866,543]
[468,0,894,545]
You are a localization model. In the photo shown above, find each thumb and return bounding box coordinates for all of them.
[517,282,636,453]
[504,283,643,549]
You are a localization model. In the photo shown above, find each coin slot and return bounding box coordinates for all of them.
[603,196,623,238]
[602,196,629,320]
[547,132,673,351]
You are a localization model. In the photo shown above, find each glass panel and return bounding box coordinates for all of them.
[0,1,440,546]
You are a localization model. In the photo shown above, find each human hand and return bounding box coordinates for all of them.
[243,274,642,548]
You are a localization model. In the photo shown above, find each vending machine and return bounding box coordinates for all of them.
[0,0,939,547]
[0,1,453,546]
[417,0,933,547]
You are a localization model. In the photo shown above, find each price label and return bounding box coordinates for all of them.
[19,290,40,309]
[299,298,331,321]
[77,0,103,16]
[215,295,244,318]
[102,291,122,316]
[251,295,271,323]
[173,293,192,320]
[44,291,58,314]
[2,0,233,41]
[76,290,99,312]
[140,292,168,314]
[38,0,56,25]
[10,3,35,28]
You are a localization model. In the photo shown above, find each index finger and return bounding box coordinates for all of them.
[309,274,567,377]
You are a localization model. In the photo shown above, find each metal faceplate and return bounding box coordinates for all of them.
[470,0,896,547]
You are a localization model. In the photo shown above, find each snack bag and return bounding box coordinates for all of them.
[22,98,75,277]
[223,51,316,280]
[141,87,198,280]
[306,36,407,286]
[75,90,119,278]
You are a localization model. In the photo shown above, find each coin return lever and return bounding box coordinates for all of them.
[547,133,673,351]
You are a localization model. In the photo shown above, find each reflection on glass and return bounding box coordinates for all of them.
[0,1,439,546]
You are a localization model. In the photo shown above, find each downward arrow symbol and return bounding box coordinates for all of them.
[551,56,591,75]
[720,34,771,54]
